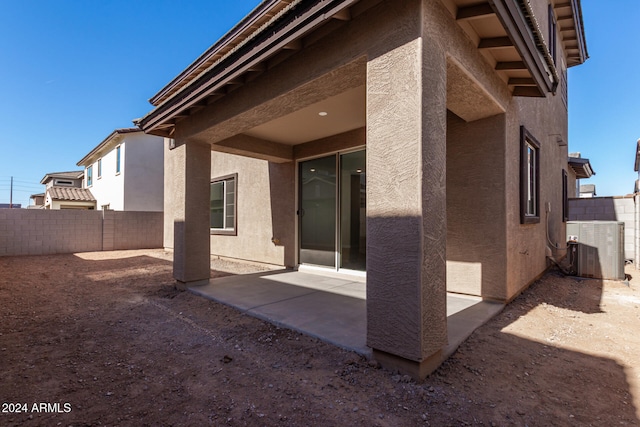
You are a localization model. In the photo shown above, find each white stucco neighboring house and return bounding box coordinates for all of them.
[77,128,164,211]
[40,171,96,210]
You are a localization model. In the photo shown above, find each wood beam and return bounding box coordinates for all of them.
[247,62,267,72]
[508,77,536,86]
[553,2,571,9]
[332,8,351,21]
[226,76,245,86]
[212,134,293,163]
[283,39,302,50]
[457,3,494,21]
[478,37,512,49]
[513,86,543,97]
[495,61,526,70]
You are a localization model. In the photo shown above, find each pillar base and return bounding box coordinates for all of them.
[175,278,210,291]
[373,348,443,380]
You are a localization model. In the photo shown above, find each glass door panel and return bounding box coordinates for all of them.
[339,150,366,271]
[299,155,336,267]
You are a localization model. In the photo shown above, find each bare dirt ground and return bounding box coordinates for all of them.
[1,249,639,426]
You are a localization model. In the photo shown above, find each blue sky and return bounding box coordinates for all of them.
[0,0,637,207]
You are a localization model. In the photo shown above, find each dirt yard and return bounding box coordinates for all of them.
[1,249,639,426]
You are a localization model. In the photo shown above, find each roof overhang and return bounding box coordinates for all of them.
[444,0,588,97]
[568,156,594,179]
[40,171,84,185]
[77,128,141,166]
[137,0,588,138]
[135,0,359,138]
[634,139,640,172]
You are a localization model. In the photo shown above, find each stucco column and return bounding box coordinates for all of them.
[170,139,211,288]
[366,32,447,378]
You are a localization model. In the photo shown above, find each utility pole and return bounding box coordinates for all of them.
[9,176,13,209]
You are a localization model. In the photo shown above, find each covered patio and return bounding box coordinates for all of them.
[189,269,504,360]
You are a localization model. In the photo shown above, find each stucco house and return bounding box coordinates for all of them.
[136,0,587,377]
[40,171,96,210]
[76,128,164,211]
[28,193,45,209]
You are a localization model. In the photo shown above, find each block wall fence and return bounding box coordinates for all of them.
[0,210,163,256]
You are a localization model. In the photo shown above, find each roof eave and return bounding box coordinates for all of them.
[149,0,285,106]
[77,128,141,166]
[137,0,359,137]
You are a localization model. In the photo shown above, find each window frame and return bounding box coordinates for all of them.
[87,165,93,187]
[97,158,102,179]
[210,173,237,236]
[520,126,540,224]
[115,145,121,175]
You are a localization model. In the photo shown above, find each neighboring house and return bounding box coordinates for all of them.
[579,184,596,198]
[76,128,164,211]
[28,193,45,209]
[136,0,588,378]
[40,171,96,210]
[568,152,595,197]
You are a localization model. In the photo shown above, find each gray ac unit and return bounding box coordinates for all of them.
[566,221,625,280]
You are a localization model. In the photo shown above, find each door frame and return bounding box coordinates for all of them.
[295,146,366,275]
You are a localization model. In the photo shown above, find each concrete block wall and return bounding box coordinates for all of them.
[568,196,635,261]
[0,209,163,256]
[109,211,164,250]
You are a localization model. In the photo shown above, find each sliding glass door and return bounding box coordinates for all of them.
[298,149,366,271]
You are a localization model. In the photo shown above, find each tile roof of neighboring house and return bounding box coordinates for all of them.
[40,171,84,184]
[48,186,96,202]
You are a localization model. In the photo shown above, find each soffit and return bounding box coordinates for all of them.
[568,157,594,179]
[441,0,587,97]
[243,86,365,145]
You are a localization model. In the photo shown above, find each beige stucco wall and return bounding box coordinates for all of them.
[446,112,507,298]
[166,0,570,298]
[161,0,578,372]
[209,151,295,267]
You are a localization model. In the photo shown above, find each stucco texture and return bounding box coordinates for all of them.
[161,0,576,373]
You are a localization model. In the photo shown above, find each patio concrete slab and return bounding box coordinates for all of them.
[189,270,503,360]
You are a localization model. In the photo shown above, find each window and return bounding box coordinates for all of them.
[210,174,237,234]
[520,126,540,224]
[54,179,73,186]
[116,145,121,175]
[97,158,102,179]
[87,166,93,187]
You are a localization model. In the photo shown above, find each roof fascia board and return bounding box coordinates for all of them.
[77,128,141,166]
[568,0,588,66]
[489,0,554,94]
[150,0,284,105]
[139,0,358,134]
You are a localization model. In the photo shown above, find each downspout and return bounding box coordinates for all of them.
[519,0,560,93]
